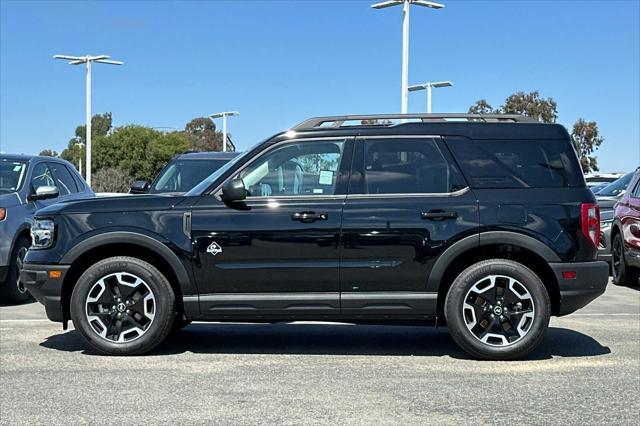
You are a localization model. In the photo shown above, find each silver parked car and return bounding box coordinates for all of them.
[0,155,94,303]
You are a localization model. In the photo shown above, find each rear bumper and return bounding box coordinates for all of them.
[20,263,69,322]
[550,261,609,316]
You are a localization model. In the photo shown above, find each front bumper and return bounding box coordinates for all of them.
[550,261,609,316]
[20,263,69,322]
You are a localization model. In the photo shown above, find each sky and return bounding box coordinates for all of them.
[0,0,637,172]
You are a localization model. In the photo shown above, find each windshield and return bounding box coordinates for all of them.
[150,159,231,194]
[596,172,634,197]
[186,149,255,196]
[0,160,28,194]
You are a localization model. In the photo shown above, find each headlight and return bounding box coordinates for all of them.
[31,218,56,249]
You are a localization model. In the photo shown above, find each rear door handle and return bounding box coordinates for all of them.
[292,211,328,223]
[421,210,458,220]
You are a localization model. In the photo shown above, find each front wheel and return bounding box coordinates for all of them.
[1,237,32,304]
[612,233,640,287]
[445,259,551,360]
[70,256,175,355]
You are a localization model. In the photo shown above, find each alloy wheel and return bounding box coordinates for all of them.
[15,247,28,294]
[85,272,156,343]
[462,275,535,347]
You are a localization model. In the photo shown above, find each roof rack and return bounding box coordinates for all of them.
[292,113,537,130]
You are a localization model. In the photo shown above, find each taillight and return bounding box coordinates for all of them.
[581,203,600,248]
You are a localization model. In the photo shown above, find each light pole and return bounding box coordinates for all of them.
[371,0,444,115]
[53,54,123,186]
[75,141,85,177]
[209,111,239,152]
[408,81,453,112]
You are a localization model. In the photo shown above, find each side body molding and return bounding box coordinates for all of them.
[60,231,192,292]
[427,231,561,291]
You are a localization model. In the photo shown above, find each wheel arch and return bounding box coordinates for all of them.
[431,231,561,317]
[60,232,193,323]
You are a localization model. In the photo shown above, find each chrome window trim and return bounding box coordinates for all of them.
[346,187,470,199]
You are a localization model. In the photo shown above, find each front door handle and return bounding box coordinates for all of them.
[421,210,458,220]
[292,211,328,223]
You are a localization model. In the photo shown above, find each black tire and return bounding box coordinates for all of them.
[0,236,32,304]
[445,259,551,360]
[70,256,175,355]
[612,233,640,287]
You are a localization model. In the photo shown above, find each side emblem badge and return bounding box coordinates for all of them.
[207,241,223,256]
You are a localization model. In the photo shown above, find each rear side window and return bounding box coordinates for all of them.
[445,137,583,188]
[351,138,467,195]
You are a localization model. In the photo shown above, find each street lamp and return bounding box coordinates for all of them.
[408,80,453,113]
[75,141,85,177]
[371,0,444,115]
[209,111,239,152]
[53,54,123,186]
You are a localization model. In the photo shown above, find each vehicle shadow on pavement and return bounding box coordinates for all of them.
[39,323,611,360]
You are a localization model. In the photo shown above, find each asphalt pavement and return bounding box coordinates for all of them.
[1,279,638,425]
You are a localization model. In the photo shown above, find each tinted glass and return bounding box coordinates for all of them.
[235,140,345,197]
[446,138,583,188]
[30,162,56,192]
[357,138,466,194]
[631,175,640,198]
[596,172,634,197]
[49,163,78,195]
[0,160,27,193]
[151,159,230,194]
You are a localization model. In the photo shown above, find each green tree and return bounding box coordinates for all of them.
[185,117,225,152]
[500,91,558,123]
[60,112,113,167]
[94,125,189,181]
[39,149,58,157]
[468,99,495,115]
[92,167,133,193]
[571,118,604,173]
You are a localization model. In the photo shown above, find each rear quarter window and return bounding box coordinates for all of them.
[444,137,583,189]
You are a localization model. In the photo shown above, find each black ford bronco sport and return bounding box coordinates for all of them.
[22,113,609,360]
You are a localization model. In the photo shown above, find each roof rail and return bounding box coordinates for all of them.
[292,113,538,130]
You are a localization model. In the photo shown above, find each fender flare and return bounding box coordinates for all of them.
[60,231,191,290]
[427,231,561,289]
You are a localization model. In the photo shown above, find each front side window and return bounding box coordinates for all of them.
[232,140,345,197]
[0,160,27,194]
[30,162,56,192]
[49,163,78,195]
[353,138,466,195]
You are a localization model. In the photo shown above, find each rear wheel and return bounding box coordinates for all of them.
[1,237,32,304]
[445,259,551,360]
[612,233,640,287]
[70,256,175,355]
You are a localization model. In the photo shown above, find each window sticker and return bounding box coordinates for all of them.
[319,170,333,185]
[313,188,324,194]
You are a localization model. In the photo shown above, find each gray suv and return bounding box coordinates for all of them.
[0,155,93,303]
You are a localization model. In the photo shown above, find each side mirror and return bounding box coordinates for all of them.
[28,186,59,201]
[221,179,246,202]
[130,180,150,194]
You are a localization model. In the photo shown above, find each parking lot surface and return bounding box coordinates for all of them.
[1,279,638,425]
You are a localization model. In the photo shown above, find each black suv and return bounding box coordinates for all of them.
[22,114,609,360]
